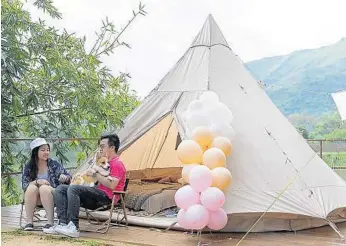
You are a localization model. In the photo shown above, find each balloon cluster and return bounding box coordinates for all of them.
[175,91,235,231]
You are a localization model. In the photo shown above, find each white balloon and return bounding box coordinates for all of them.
[186,112,210,130]
[210,124,236,141]
[209,103,234,125]
[182,111,189,122]
[188,99,204,113]
[201,100,219,115]
[200,91,219,103]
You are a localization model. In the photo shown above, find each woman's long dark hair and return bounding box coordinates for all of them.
[28,145,50,180]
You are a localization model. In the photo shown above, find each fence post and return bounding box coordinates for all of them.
[319,140,323,159]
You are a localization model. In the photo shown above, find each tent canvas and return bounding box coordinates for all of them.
[77,15,346,233]
[332,90,346,121]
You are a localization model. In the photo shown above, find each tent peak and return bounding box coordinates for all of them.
[206,13,215,22]
[191,14,229,47]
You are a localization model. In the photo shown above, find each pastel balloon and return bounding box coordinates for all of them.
[200,187,225,211]
[174,185,200,209]
[182,111,189,122]
[177,209,190,229]
[210,124,236,142]
[186,112,210,130]
[182,164,199,183]
[211,167,232,191]
[185,204,209,230]
[200,91,219,103]
[188,99,203,112]
[209,103,233,125]
[191,126,213,151]
[202,148,226,169]
[211,137,232,156]
[207,208,228,231]
[177,140,203,164]
[189,165,212,193]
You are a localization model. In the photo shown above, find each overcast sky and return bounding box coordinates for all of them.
[27,0,346,97]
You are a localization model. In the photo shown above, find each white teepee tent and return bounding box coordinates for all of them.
[332,90,346,121]
[78,15,346,233]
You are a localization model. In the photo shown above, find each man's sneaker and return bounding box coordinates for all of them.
[54,221,80,238]
[43,223,68,235]
[23,223,34,231]
[42,224,58,234]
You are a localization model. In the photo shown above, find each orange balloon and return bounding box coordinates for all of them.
[191,126,213,152]
[211,137,232,156]
[200,144,209,152]
[177,140,203,164]
[181,164,199,183]
[211,167,232,191]
[202,148,226,169]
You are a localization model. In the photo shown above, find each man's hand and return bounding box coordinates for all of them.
[93,165,102,173]
[59,174,69,183]
[93,165,111,177]
[85,168,96,176]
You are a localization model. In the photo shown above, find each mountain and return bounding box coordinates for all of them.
[246,38,346,117]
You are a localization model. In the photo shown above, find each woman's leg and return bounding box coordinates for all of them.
[24,184,39,224]
[38,185,55,225]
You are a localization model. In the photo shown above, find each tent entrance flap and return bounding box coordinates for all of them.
[119,114,183,179]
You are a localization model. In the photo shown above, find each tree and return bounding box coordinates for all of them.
[1,0,146,205]
[296,126,309,139]
[309,111,346,139]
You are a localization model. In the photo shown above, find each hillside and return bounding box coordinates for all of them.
[246,38,346,117]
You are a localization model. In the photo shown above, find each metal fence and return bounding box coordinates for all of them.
[1,137,98,176]
[1,138,100,195]
[306,139,346,168]
[2,138,346,179]
[307,139,346,180]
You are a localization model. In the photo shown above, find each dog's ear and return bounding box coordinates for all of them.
[95,151,102,164]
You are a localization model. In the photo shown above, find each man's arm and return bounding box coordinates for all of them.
[95,173,119,190]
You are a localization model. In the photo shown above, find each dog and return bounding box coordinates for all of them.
[71,156,110,187]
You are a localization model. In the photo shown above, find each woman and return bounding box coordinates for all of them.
[21,138,71,232]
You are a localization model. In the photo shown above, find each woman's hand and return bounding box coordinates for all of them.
[59,174,69,183]
[36,179,50,186]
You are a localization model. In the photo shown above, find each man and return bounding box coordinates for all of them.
[52,134,126,237]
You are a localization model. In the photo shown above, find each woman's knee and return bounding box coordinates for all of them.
[39,185,53,196]
[25,184,39,196]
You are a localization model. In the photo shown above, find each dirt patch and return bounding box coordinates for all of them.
[1,230,135,246]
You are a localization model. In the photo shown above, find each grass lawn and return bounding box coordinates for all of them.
[322,152,346,167]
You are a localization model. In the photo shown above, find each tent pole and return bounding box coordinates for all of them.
[326,220,345,241]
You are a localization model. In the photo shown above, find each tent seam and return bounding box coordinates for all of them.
[207,17,212,90]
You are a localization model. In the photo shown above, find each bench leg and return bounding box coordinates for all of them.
[85,209,102,225]
[120,194,128,226]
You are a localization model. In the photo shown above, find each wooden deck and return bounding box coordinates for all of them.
[2,205,346,246]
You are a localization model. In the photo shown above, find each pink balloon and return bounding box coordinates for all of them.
[177,209,190,229]
[189,165,212,193]
[174,185,200,209]
[200,187,225,211]
[207,208,228,231]
[185,204,209,230]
